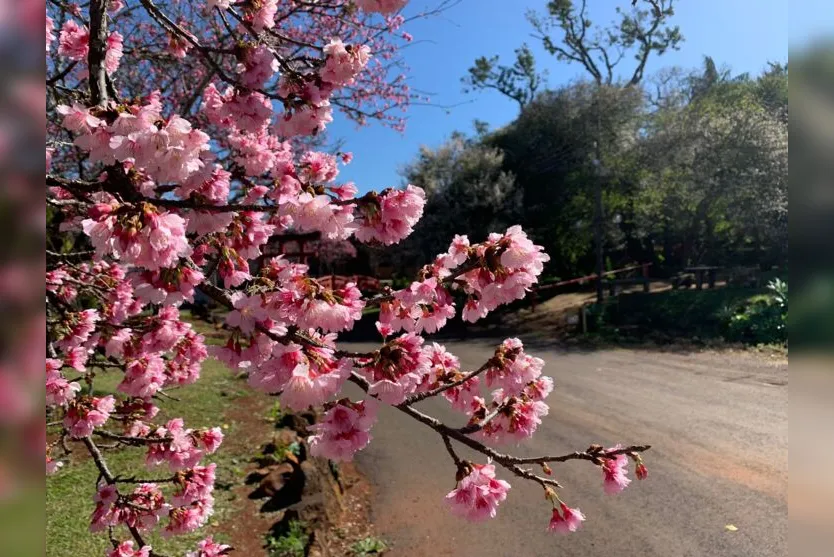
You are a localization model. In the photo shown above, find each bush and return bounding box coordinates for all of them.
[721,279,787,345]
[585,280,787,346]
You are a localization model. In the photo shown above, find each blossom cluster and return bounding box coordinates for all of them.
[45,0,649,553]
[308,398,379,461]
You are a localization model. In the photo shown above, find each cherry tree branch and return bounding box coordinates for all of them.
[88,0,109,106]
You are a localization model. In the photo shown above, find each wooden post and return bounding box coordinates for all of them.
[580,305,587,334]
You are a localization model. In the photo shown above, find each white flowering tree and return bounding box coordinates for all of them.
[46,1,650,555]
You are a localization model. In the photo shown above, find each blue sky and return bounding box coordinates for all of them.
[330,0,791,192]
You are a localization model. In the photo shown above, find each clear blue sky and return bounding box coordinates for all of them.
[330,0,791,193]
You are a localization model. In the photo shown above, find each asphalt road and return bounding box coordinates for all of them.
[348,341,787,557]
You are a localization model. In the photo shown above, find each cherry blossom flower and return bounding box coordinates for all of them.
[484,338,544,397]
[145,419,223,471]
[276,102,334,138]
[602,450,632,494]
[548,503,585,534]
[119,355,168,399]
[237,45,279,88]
[206,0,236,9]
[445,461,511,521]
[165,496,215,536]
[379,277,455,334]
[46,15,55,53]
[107,541,152,557]
[46,359,80,407]
[248,341,351,410]
[225,293,269,334]
[355,0,409,14]
[308,399,378,461]
[354,185,426,245]
[64,395,116,438]
[172,464,216,506]
[55,309,99,352]
[57,19,88,61]
[46,454,64,476]
[105,32,124,74]
[92,483,167,533]
[187,537,232,557]
[246,0,278,31]
[477,397,549,444]
[322,39,372,86]
[105,328,133,359]
[133,266,205,306]
[81,204,192,271]
[359,333,430,404]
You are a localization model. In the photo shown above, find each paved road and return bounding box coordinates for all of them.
[347,341,787,557]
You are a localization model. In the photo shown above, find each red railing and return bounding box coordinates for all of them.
[534,263,652,292]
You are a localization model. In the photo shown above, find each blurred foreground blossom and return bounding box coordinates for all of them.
[0,0,47,553]
[790,27,834,557]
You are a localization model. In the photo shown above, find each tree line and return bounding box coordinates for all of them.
[384,0,787,281]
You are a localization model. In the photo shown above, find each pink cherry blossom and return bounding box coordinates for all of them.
[359,332,430,404]
[46,454,64,476]
[248,341,351,410]
[46,15,55,53]
[237,45,279,88]
[548,503,586,534]
[172,464,216,506]
[445,461,511,521]
[105,32,124,74]
[107,541,152,557]
[354,185,426,245]
[146,419,222,471]
[57,19,88,61]
[308,399,378,461]
[119,355,168,399]
[246,0,278,31]
[92,483,166,533]
[225,293,269,334]
[478,398,549,444]
[164,497,214,536]
[355,0,409,14]
[206,0,237,9]
[56,309,99,352]
[82,204,192,271]
[484,338,544,397]
[46,358,81,407]
[379,277,455,334]
[64,395,116,438]
[133,266,205,306]
[322,39,372,86]
[602,450,632,494]
[276,102,334,138]
[187,536,232,557]
[105,328,133,359]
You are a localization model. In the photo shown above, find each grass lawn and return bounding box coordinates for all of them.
[46,320,262,556]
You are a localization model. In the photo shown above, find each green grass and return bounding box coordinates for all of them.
[351,536,389,556]
[265,520,309,557]
[46,358,248,556]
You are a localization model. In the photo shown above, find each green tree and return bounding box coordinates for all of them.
[394,133,520,271]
